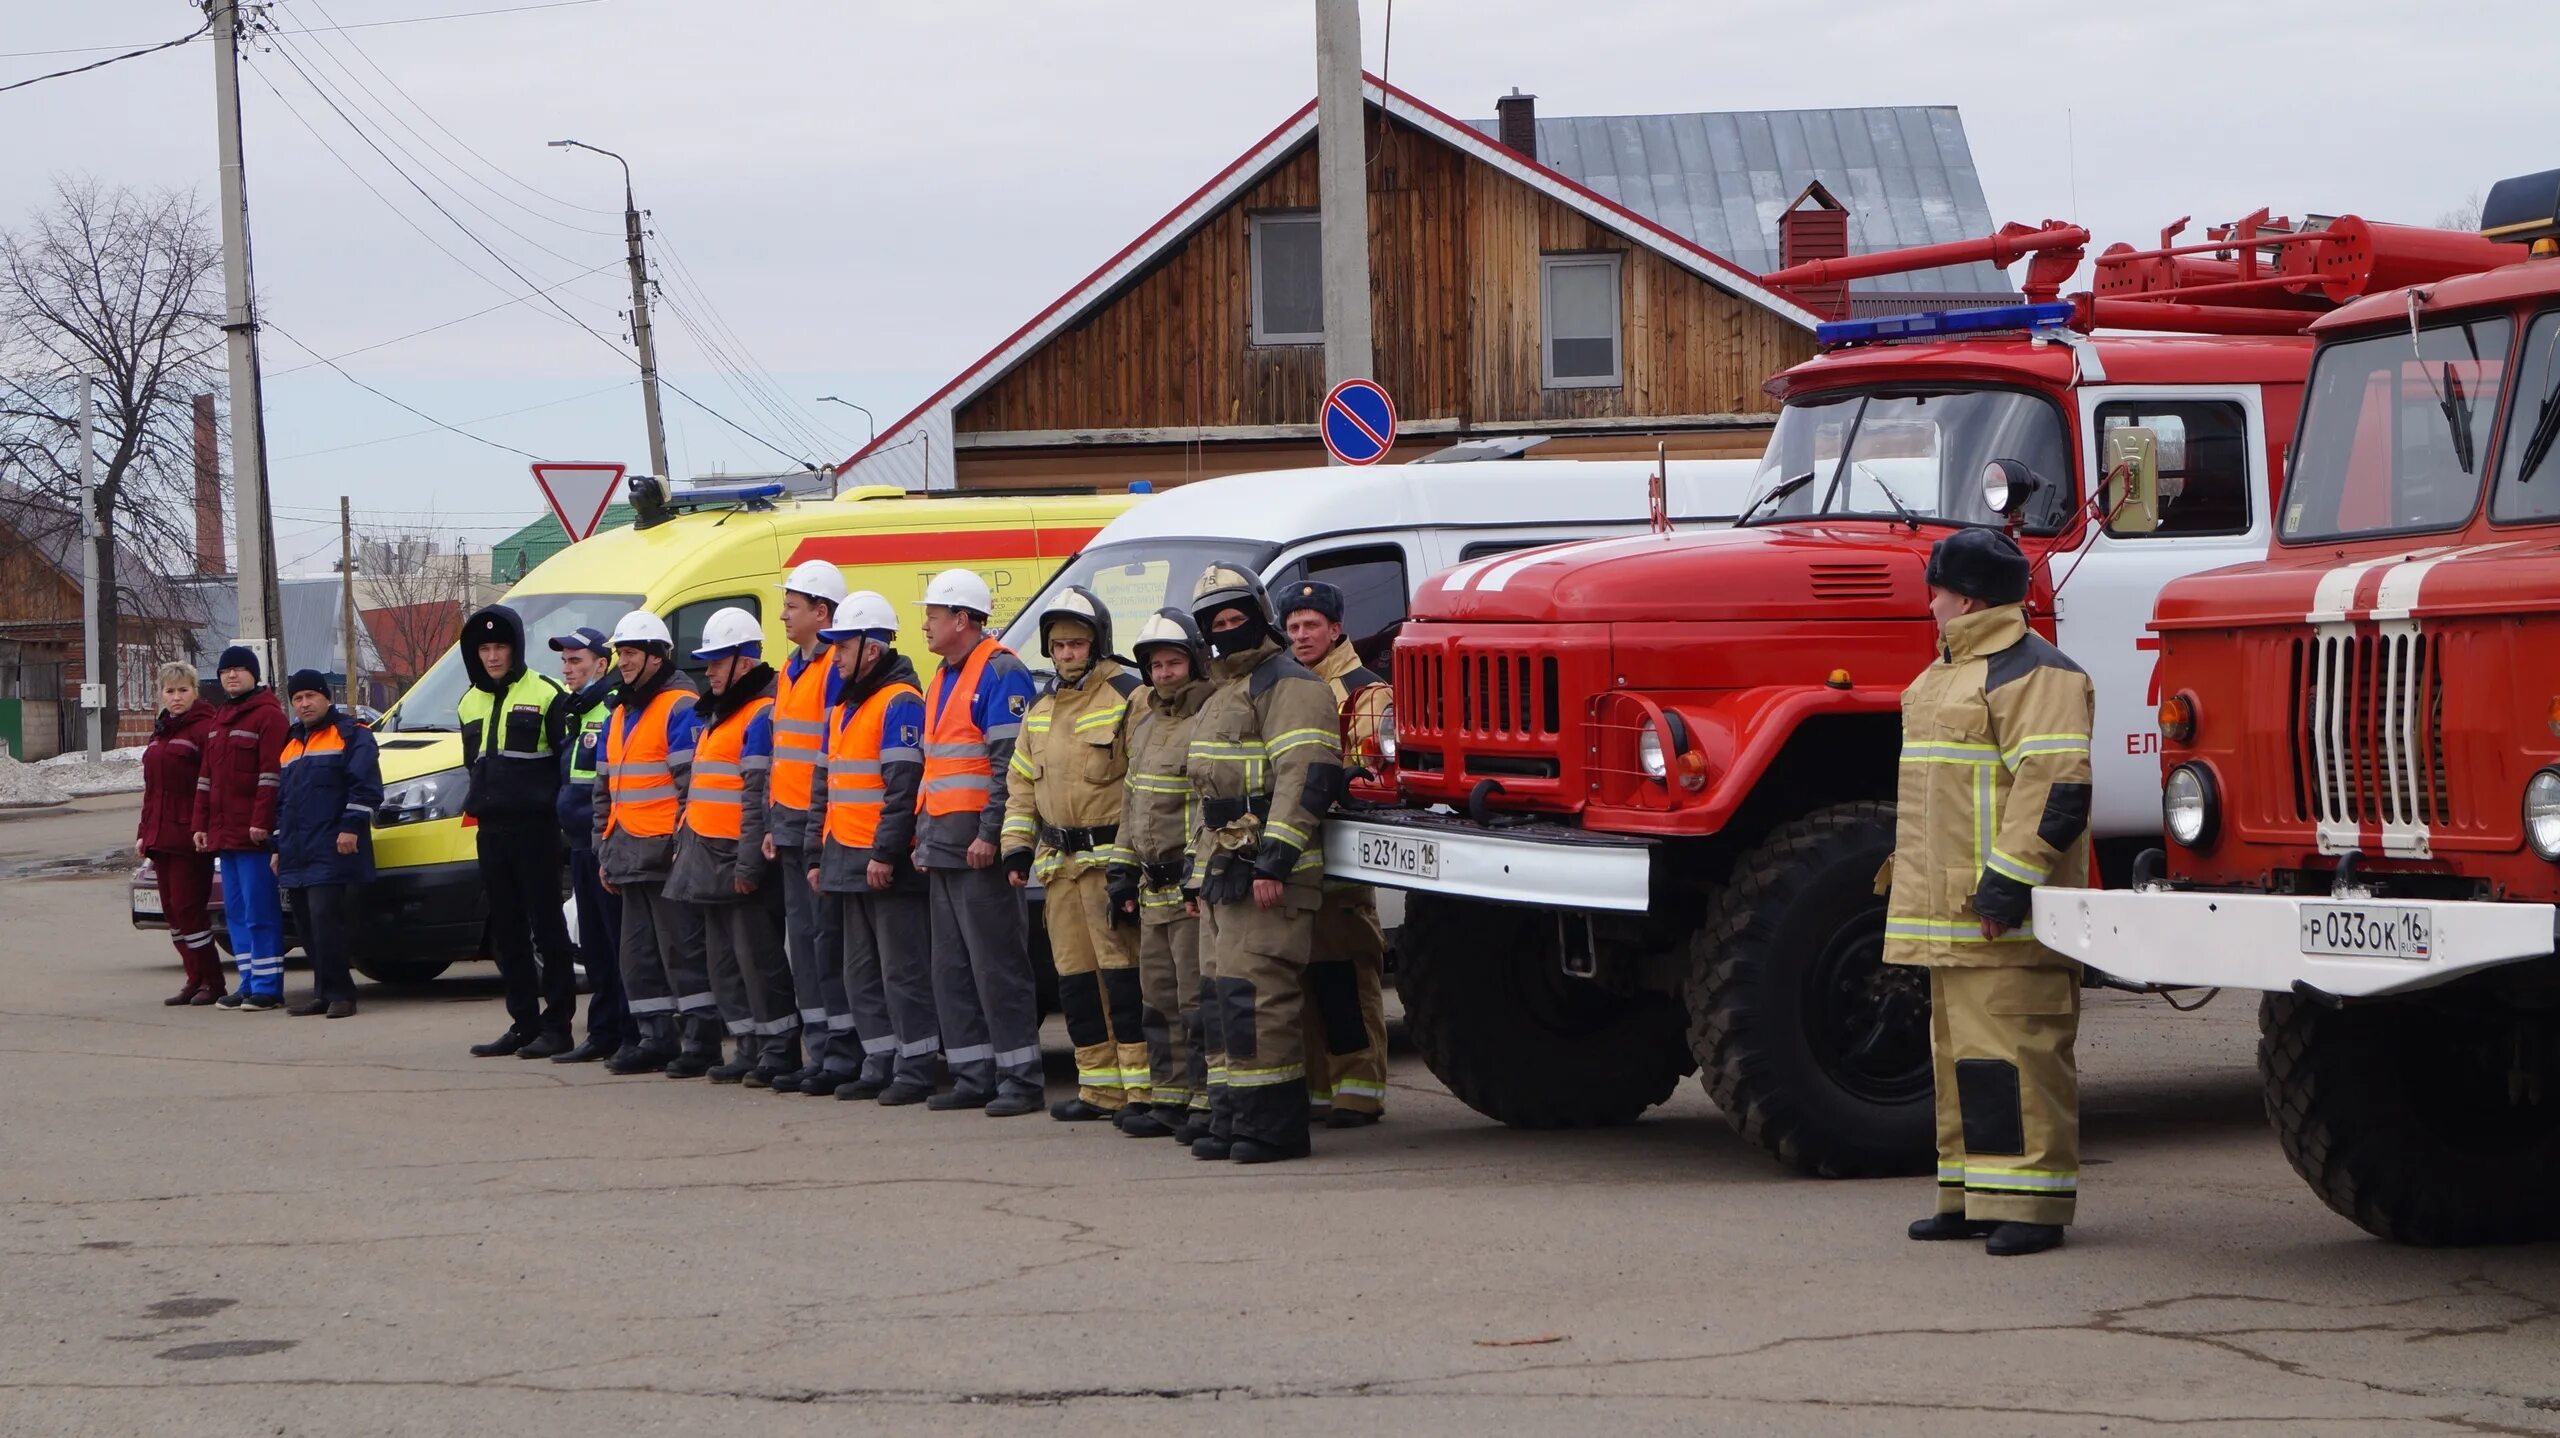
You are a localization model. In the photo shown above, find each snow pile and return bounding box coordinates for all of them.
[44,756,148,798]
[0,751,70,807]
[37,744,145,767]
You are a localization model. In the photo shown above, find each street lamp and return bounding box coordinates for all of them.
[549,138,668,481]
[816,395,875,444]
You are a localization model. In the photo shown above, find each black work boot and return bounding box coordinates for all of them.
[552,1036,613,1064]
[664,1042,719,1079]
[1325,1109,1382,1130]
[1190,1132,1233,1161]
[469,1029,531,1058]
[1116,1107,1175,1138]
[605,1044,673,1076]
[707,1052,757,1084]
[837,1075,889,1101]
[517,1031,572,1060]
[1230,1132,1312,1165]
[875,1082,932,1106]
[984,1089,1043,1118]
[1049,1097,1115,1122]
[798,1071,846,1097]
[926,1087,994,1112]
[1908,1214,2000,1242]
[1986,1223,2066,1257]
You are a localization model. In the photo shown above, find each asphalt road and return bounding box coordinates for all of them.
[5,794,2558,1435]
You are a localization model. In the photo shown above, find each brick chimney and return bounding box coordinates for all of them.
[1779,180,1851,320]
[1496,88,1537,162]
[192,393,225,575]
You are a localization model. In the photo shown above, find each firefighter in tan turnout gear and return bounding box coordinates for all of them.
[1000,588,1149,1123]
[1887,527,2093,1258]
[1278,579,1389,1128]
[1184,565,1347,1165]
[1118,608,1217,1142]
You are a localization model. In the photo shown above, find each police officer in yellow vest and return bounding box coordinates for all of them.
[456,604,580,1059]
[764,559,857,1095]
[593,610,714,1075]
[547,626,625,1064]
[1185,565,1346,1164]
[1278,580,1390,1128]
[1119,607,1217,1141]
[999,587,1147,1123]
[803,592,938,1104]
[1887,528,2093,1258]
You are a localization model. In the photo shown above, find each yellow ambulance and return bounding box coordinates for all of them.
[353,481,1138,981]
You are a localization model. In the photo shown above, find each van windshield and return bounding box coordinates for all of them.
[999,539,1281,666]
[379,591,642,733]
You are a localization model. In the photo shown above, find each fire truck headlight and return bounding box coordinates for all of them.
[2525,769,2560,861]
[2164,763,2218,848]
[1637,718,1667,782]
[1376,702,1397,764]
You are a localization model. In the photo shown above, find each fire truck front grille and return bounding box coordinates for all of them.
[2289,630,2452,829]
[1396,647,1561,739]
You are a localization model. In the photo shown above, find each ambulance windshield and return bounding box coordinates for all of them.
[379,591,642,733]
[1744,387,2074,532]
[1000,538,1280,670]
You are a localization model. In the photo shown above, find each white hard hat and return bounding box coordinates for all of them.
[780,558,849,607]
[689,605,765,660]
[916,567,994,616]
[819,589,899,643]
[609,609,673,650]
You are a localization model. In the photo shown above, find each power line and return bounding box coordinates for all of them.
[0,19,207,94]
[272,380,635,459]
[0,1,605,58]
[653,234,848,451]
[265,319,543,459]
[268,261,621,376]
[657,292,834,461]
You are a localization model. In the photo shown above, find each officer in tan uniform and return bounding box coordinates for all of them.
[1886,527,2093,1258]
[1117,608,1216,1141]
[1278,580,1389,1128]
[1184,565,1345,1165]
[999,588,1148,1123]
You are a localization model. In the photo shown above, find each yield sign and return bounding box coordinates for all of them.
[530,461,626,542]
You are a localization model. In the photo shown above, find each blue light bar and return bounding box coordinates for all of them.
[1816,301,2076,347]
[674,482,787,504]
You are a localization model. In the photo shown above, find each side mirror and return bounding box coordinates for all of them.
[1981,458,2042,519]
[2104,427,2163,532]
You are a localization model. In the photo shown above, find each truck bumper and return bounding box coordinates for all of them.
[1321,809,1653,912]
[2032,886,2557,999]
[359,859,488,963]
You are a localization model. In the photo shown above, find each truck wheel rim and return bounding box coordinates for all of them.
[1803,911,1931,1106]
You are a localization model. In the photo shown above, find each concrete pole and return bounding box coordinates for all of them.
[622,181,672,482]
[78,378,102,758]
[1316,0,1374,464]
[339,496,360,710]
[212,0,282,675]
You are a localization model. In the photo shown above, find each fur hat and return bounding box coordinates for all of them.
[1924,528,2031,606]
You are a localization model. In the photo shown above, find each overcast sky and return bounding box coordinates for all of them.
[7,0,2552,573]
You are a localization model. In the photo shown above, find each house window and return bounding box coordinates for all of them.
[1250,212,1323,346]
[1541,252,1622,388]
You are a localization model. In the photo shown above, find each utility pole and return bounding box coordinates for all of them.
[550,140,669,480]
[1316,0,1375,465]
[338,495,359,710]
[212,0,282,674]
[77,378,102,759]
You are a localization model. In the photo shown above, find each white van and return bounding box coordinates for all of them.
[998,456,1762,670]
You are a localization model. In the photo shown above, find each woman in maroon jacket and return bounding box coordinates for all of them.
[138,661,223,1004]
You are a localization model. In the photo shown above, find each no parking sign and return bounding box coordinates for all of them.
[1321,378,1397,466]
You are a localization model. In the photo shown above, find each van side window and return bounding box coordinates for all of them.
[2096,401,2251,537]
[1272,545,1408,671]
[1458,539,1549,561]
[667,596,760,685]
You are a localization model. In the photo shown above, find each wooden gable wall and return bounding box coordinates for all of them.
[953,111,1817,440]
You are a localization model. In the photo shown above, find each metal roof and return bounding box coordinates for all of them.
[1468,106,2015,297]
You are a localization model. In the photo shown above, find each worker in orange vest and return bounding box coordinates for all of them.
[667,606,795,1085]
[913,568,1045,1117]
[593,610,713,1076]
[803,591,938,1104]
[763,559,857,1095]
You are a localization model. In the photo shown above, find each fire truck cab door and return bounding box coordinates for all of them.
[2051,384,2273,839]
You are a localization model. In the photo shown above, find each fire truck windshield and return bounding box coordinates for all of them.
[1742,387,2073,531]
[2279,313,2512,543]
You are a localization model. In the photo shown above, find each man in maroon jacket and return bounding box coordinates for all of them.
[193,645,290,1011]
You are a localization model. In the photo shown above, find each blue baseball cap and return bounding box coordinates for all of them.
[546,626,611,657]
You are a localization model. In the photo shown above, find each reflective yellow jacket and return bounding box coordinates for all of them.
[1883,604,2095,969]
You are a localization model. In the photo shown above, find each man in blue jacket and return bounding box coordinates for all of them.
[276,670,380,1019]
[550,627,626,1063]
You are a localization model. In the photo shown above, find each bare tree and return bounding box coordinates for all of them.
[0,177,225,737]
[355,529,471,695]
[2436,190,2485,233]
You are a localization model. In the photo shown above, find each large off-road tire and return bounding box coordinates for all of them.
[354,957,452,985]
[2260,991,2560,1246]
[1395,891,1690,1128]
[1688,801,1934,1177]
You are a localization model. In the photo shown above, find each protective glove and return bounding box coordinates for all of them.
[1105,864,1142,929]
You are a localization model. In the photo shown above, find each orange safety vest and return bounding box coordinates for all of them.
[281,724,347,766]
[604,689,687,838]
[825,679,923,849]
[684,693,775,840]
[921,637,1004,818]
[768,646,832,814]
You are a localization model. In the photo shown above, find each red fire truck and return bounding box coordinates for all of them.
[2033,172,2560,1244]
[1328,211,2514,1178]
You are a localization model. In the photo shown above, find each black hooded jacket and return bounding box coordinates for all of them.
[456,603,570,821]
